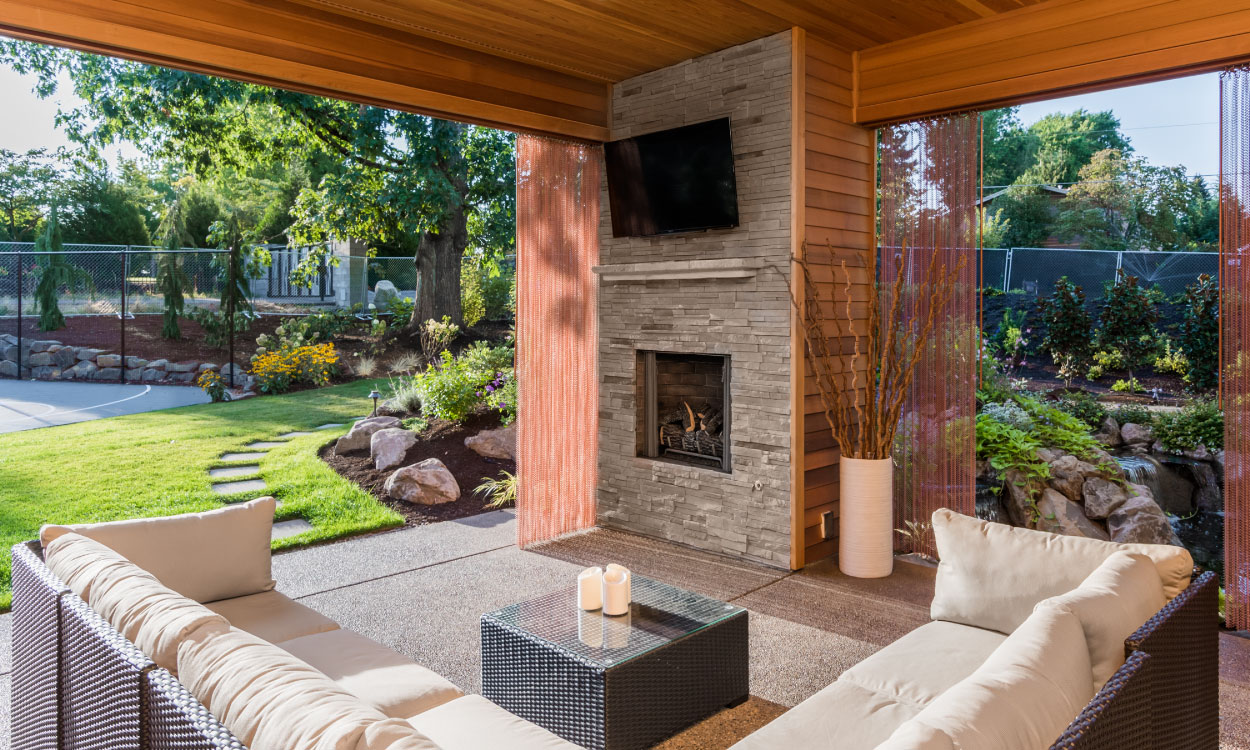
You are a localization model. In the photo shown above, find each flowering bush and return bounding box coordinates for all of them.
[251,343,340,394]
[411,350,482,421]
[480,369,517,424]
[196,370,231,402]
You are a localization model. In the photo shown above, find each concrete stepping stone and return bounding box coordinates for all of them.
[220,451,267,462]
[208,465,260,479]
[315,423,345,430]
[245,441,287,450]
[272,519,313,540]
[212,478,268,495]
[278,431,314,439]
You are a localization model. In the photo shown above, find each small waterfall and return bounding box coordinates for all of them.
[1113,453,1198,516]
[1115,454,1162,499]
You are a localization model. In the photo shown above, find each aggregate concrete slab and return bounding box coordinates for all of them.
[244,441,287,450]
[315,423,346,430]
[0,674,9,748]
[208,465,260,479]
[220,452,267,462]
[211,479,268,495]
[272,519,314,540]
[271,510,516,598]
[0,380,210,434]
[277,431,314,438]
[0,612,10,675]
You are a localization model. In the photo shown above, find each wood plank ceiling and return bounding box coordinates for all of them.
[0,0,1050,139]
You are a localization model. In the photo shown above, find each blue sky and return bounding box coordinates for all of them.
[0,57,1221,180]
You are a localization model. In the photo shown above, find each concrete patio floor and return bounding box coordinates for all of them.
[3,511,1249,748]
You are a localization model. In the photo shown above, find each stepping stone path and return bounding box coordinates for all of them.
[207,425,349,541]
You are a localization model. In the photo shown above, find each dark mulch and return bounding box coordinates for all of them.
[320,410,514,526]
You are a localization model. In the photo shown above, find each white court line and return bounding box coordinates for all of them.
[0,400,59,425]
[0,385,153,426]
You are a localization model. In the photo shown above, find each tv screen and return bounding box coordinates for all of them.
[604,118,739,238]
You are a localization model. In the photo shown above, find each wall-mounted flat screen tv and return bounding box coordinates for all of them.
[604,118,739,238]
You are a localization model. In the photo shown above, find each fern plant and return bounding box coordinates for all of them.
[474,471,517,509]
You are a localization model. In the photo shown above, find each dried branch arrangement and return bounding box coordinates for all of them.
[791,241,967,460]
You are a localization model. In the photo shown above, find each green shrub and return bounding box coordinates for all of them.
[387,295,414,322]
[411,350,485,422]
[483,369,517,424]
[255,310,357,354]
[419,316,460,358]
[483,270,514,321]
[1108,404,1154,428]
[386,376,424,414]
[461,258,486,327]
[474,471,517,509]
[1178,274,1218,391]
[1111,377,1143,394]
[1153,339,1189,377]
[980,401,1034,431]
[1154,400,1223,452]
[1096,275,1159,377]
[1087,349,1124,381]
[1054,391,1107,430]
[459,340,514,376]
[1036,277,1093,386]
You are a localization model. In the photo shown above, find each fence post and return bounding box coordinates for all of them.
[227,246,236,389]
[1004,248,1014,291]
[16,249,22,379]
[1115,251,1124,282]
[120,246,128,383]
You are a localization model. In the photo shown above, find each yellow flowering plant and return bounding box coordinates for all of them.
[252,343,340,394]
[196,369,231,402]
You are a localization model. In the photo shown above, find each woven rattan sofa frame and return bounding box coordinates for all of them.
[10,541,1220,750]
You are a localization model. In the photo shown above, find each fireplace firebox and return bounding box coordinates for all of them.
[637,351,731,472]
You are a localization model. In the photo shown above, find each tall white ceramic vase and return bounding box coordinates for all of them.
[839,457,894,578]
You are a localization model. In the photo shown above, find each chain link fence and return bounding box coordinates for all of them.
[980,246,1219,297]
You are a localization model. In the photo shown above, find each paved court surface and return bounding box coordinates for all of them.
[0,379,211,434]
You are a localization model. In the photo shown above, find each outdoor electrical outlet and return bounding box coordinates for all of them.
[821,511,835,540]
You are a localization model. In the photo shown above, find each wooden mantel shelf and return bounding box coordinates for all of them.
[592,258,764,282]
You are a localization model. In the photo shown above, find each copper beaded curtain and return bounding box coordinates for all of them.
[877,113,980,558]
[514,134,602,547]
[1221,66,1250,631]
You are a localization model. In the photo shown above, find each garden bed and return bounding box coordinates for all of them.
[319,410,514,526]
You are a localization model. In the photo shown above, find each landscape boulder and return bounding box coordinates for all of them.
[27,352,53,367]
[465,423,516,461]
[371,428,417,471]
[0,360,28,378]
[1120,423,1155,446]
[1082,477,1130,519]
[29,340,60,353]
[1094,416,1122,448]
[335,416,402,454]
[1001,469,1036,528]
[75,348,104,361]
[167,361,198,373]
[65,360,97,380]
[1107,494,1182,546]
[126,356,148,369]
[1036,488,1110,541]
[52,348,76,368]
[96,354,122,368]
[147,359,169,370]
[373,280,399,310]
[384,458,460,505]
[1047,454,1101,503]
[94,368,122,381]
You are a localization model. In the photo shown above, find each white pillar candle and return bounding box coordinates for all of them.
[578,609,603,648]
[578,567,604,611]
[602,566,631,616]
[605,564,631,604]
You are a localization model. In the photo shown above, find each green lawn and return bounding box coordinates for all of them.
[0,379,404,611]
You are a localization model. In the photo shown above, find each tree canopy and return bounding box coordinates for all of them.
[0,39,517,326]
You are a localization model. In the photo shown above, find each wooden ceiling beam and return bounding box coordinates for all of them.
[854,0,1250,125]
[0,0,611,141]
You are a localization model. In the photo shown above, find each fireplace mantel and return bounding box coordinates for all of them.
[592,258,763,282]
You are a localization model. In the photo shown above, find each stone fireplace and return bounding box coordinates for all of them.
[594,31,795,568]
[636,351,731,473]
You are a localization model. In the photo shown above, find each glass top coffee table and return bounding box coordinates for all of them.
[481,575,749,750]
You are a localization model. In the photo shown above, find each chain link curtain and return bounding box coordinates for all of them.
[1221,66,1250,631]
[878,113,980,557]
[515,135,602,547]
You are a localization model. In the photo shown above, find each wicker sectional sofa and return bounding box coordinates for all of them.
[730,509,1219,750]
[10,497,580,750]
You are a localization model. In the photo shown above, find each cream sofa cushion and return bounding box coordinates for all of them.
[46,533,228,672]
[206,590,340,644]
[408,694,581,750]
[839,621,1007,709]
[930,508,1191,633]
[361,719,442,749]
[873,722,955,750]
[41,497,277,603]
[178,626,442,750]
[731,620,1004,750]
[884,606,1094,750]
[279,629,462,718]
[1038,551,1166,690]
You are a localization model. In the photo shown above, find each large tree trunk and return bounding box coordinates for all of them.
[408,130,470,330]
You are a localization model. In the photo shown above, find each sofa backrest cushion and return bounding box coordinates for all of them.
[1037,551,1166,691]
[45,533,229,673]
[41,497,277,603]
[872,721,955,749]
[876,606,1094,750]
[930,508,1191,633]
[178,625,443,750]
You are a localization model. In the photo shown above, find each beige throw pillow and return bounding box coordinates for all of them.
[41,497,277,603]
[1037,551,1166,690]
[930,508,1191,633]
[46,533,228,672]
[882,606,1094,750]
[178,626,441,750]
